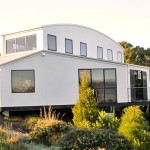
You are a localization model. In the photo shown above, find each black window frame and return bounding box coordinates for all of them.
[47,34,57,51]
[11,70,35,93]
[78,68,117,103]
[80,42,87,57]
[97,46,103,59]
[65,38,73,54]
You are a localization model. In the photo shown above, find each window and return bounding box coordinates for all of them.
[80,42,87,56]
[107,49,113,61]
[117,52,122,62]
[79,68,117,103]
[97,47,103,59]
[11,70,35,93]
[65,38,73,54]
[130,70,147,101]
[6,35,37,54]
[26,35,36,50]
[48,35,57,51]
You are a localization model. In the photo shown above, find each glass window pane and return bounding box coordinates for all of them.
[117,52,122,62]
[92,69,104,88]
[65,39,73,54]
[12,70,35,93]
[96,89,104,103]
[6,39,16,54]
[97,47,103,59]
[79,70,91,85]
[26,35,36,50]
[105,69,116,88]
[48,35,57,51]
[142,71,147,87]
[80,42,87,56]
[130,70,136,87]
[105,89,117,103]
[16,37,25,52]
[107,49,113,61]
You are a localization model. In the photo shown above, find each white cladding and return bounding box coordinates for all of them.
[1,52,128,107]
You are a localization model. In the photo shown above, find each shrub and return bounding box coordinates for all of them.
[72,72,99,128]
[95,110,120,130]
[57,128,134,150]
[30,122,73,146]
[119,106,150,150]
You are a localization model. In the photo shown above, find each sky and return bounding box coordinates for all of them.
[0,0,150,48]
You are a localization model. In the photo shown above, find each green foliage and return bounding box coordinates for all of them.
[57,128,134,150]
[119,106,150,150]
[30,122,73,146]
[119,41,150,67]
[95,111,120,130]
[72,72,99,128]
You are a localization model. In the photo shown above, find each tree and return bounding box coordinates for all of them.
[72,72,99,128]
[118,106,150,150]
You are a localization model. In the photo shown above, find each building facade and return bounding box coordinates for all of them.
[0,24,149,113]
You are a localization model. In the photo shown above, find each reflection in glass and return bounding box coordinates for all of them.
[92,69,104,88]
[105,69,116,88]
[105,89,117,102]
[96,89,104,103]
[12,70,35,93]
[80,42,87,56]
[97,47,103,59]
[107,49,113,61]
[79,70,91,85]
[16,37,25,52]
[26,35,36,50]
[6,39,16,54]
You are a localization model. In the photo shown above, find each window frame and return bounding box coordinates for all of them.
[107,49,113,61]
[80,42,87,57]
[117,51,122,62]
[65,38,73,54]
[97,46,103,59]
[11,70,35,93]
[47,34,57,51]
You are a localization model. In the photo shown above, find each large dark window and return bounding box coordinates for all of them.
[11,70,35,93]
[130,70,147,101]
[6,35,36,54]
[48,35,57,51]
[79,68,117,103]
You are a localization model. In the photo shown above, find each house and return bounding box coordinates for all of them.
[0,24,149,115]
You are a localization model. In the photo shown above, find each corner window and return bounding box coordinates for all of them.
[6,35,37,54]
[107,49,113,61]
[65,38,73,54]
[79,68,117,103]
[80,42,87,56]
[97,46,103,59]
[117,51,122,62]
[11,70,35,93]
[48,35,57,51]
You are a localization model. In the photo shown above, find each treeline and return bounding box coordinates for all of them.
[119,41,150,67]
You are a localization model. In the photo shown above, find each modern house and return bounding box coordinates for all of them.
[0,24,149,115]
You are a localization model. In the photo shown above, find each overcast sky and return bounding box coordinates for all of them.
[0,0,149,48]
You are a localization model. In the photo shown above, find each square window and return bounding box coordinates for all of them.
[80,42,87,56]
[97,47,103,59]
[48,35,57,51]
[107,49,113,61]
[65,38,73,54]
[12,70,35,93]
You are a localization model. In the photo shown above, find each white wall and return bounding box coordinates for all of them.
[1,51,128,108]
[43,25,124,63]
[0,36,3,55]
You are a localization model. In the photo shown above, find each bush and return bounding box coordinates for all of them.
[119,106,150,150]
[57,128,134,150]
[95,111,120,130]
[72,72,99,128]
[30,122,73,146]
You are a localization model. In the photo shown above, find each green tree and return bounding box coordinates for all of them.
[118,106,150,150]
[72,72,99,128]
